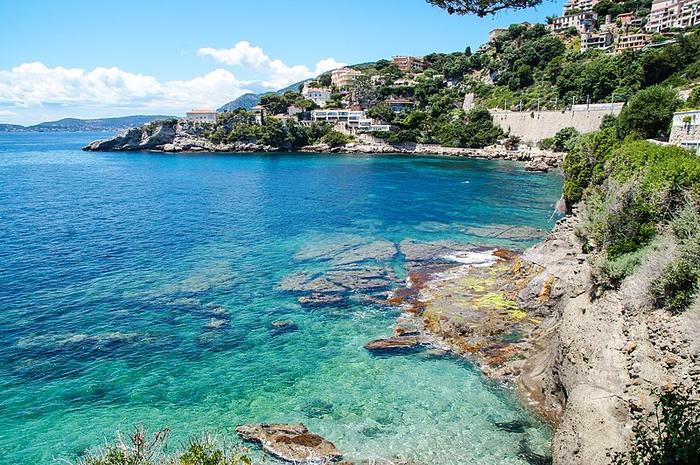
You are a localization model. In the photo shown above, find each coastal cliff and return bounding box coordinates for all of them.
[83,120,563,171]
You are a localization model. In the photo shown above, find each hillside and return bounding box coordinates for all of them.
[218,79,311,111]
[0,115,175,132]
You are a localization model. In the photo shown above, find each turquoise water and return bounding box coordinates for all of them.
[0,132,562,465]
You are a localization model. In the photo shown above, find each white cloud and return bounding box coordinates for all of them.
[198,41,346,88]
[0,42,347,124]
[0,62,250,113]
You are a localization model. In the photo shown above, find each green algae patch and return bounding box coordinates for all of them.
[475,292,519,311]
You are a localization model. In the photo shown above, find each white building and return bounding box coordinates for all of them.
[302,85,331,107]
[185,109,217,123]
[548,12,597,32]
[581,31,615,51]
[311,109,365,125]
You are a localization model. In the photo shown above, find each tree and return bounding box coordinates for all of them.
[617,86,681,139]
[426,0,544,16]
[259,94,288,115]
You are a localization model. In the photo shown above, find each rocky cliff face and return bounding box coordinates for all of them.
[517,211,700,465]
[83,120,274,153]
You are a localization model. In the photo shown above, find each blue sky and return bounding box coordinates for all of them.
[0,0,564,125]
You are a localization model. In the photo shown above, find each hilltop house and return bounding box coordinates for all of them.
[331,68,362,89]
[386,98,415,112]
[302,85,331,107]
[185,109,217,123]
[669,109,700,153]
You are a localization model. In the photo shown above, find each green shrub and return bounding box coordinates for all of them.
[617,86,681,139]
[652,204,700,312]
[653,258,700,313]
[612,387,700,465]
[77,428,250,465]
[322,130,353,147]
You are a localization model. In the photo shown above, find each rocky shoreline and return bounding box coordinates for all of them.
[368,212,700,465]
[82,122,564,172]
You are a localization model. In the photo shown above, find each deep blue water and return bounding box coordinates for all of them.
[0,132,562,465]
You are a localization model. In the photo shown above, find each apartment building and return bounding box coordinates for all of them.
[331,68,363,88]
[548,12,597,32]
[615,33,652,51]
[581,31,615,50]
[563,0,600,14]
[646,0,700,31]
[391,56,426,72]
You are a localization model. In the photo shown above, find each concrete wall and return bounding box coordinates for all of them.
[491,107,623,142]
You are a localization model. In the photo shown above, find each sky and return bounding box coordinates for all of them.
[0,0,565,125]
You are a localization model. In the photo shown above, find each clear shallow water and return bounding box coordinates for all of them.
[0,132,562,465]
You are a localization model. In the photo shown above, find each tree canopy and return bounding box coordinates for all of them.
[427,0,544,16]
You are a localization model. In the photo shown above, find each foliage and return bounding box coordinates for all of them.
[322,130,353,147]
[76,428,251,465]
[652,204,700,312]
[432,107,503,148]
[426,0,545,17]
[568,137,700,290]
[617,86,681,139]
[611,387,700,465]
[543,127,580,152]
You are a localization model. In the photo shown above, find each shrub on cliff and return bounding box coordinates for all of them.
[612,387,700,465]
[322,130,353,147]
[573,140,700,297]
[77,427,251,465]
[617,86,681,140]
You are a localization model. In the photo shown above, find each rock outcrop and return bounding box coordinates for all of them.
[83,120,274,153]
[236,423,342,463]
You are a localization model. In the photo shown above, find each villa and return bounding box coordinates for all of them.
[302,85,332,107]
[185,109,217,123]
[311,109,366,125]
[331,68,363,89]
[386,98,415,112]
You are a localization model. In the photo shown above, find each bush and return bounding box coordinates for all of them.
[612,387,700,465]
[653,258,700,313]
[652,204,700,312]
[322,130,353,147]
[617,86,681,139]
[77,428,250,465]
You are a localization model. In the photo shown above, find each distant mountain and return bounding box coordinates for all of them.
[218,79,310,112]
[0,123,24,132]
[0,115,176,132]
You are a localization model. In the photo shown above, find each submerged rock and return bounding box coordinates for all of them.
[271,320,298,334]
[364,336,423,354]
[298,293,345,307]
[236,423,342,463]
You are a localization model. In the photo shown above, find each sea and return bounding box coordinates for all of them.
[0,132,563,465]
